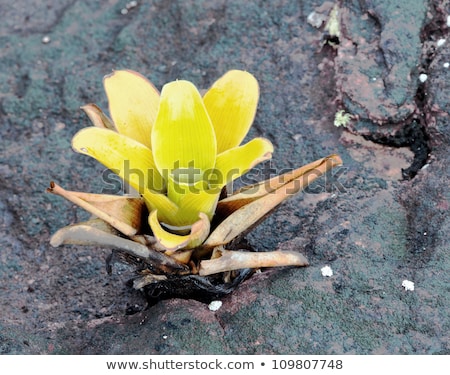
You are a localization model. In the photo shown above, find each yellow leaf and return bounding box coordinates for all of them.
[211,137,273,188]
[151,179,220,227]
[72,127,165,193]
[205,154,343,247]
[142,182,218,229]
[142,187,180,225]
[217,153,343,216]
[152,80,216,182]
[203,70,259,153]
[104,70,159,149]
[149,210,210,253]
[47,182,143,236]
[176,185,221,224]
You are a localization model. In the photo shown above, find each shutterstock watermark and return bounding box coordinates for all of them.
[99,159,347,196]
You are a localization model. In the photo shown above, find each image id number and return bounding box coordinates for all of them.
[272,359,343,370]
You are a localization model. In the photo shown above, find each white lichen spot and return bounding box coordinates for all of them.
[334,110,352,127]
[307,11,327,28]
[127,1,138,9]
[419,73,428,83]
[122,1,137,14]
[437,38,446,47]
[208,300,222,311]
[321,265,333,277]
[402,279,415,291]
[42,36,51,44]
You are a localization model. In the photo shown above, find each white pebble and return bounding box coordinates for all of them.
[307,11,327,28]
[321,265,333,277]
[447,15,450,27]
[121,8,128,15]
[419,73,428,83]
[437,38,446,47]
[443,62,449,68]
[42,36,51,44]
[402,280,415,291]
[127,1,138,9]
[208,300,222,311]
[54,122,66,132]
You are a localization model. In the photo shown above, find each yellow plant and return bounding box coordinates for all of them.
[48,69,342,296]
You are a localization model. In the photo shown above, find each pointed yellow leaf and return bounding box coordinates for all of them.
[72,127,165,193]
[141,187,180,225]
[176,185,221,224]
[47,182,143,236]
[66,190,144,232]
[148,178,220,227]
[205,154,343,247]
[166,178,207,207]
[216,154,343,216]
[211,137,273,188]
[152,80,216,181]
[104,70,159,148]
[143,184,217,229]
[143,186,216,230]
[149,210,210,253]
[81,103,115,130]
[203,70,259,153]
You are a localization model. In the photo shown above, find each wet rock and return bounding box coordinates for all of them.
[335,0,428,128]
[0,0,448,355]
[331,0,443,179]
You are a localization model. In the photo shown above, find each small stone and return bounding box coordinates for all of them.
[121,8,128,15]
[321,265,333,277]
[208,300,222,311]
[55,122,66,131]
[419,73,428,83]
[437,38,446,47]
[443,62,449,68]
[447,15,450,27]
[307,11,327,28]
[127,1,138,9]
[42,36,51,44]
[402,279,415,291]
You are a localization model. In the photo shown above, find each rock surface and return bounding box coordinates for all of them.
[0,0,448,354]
